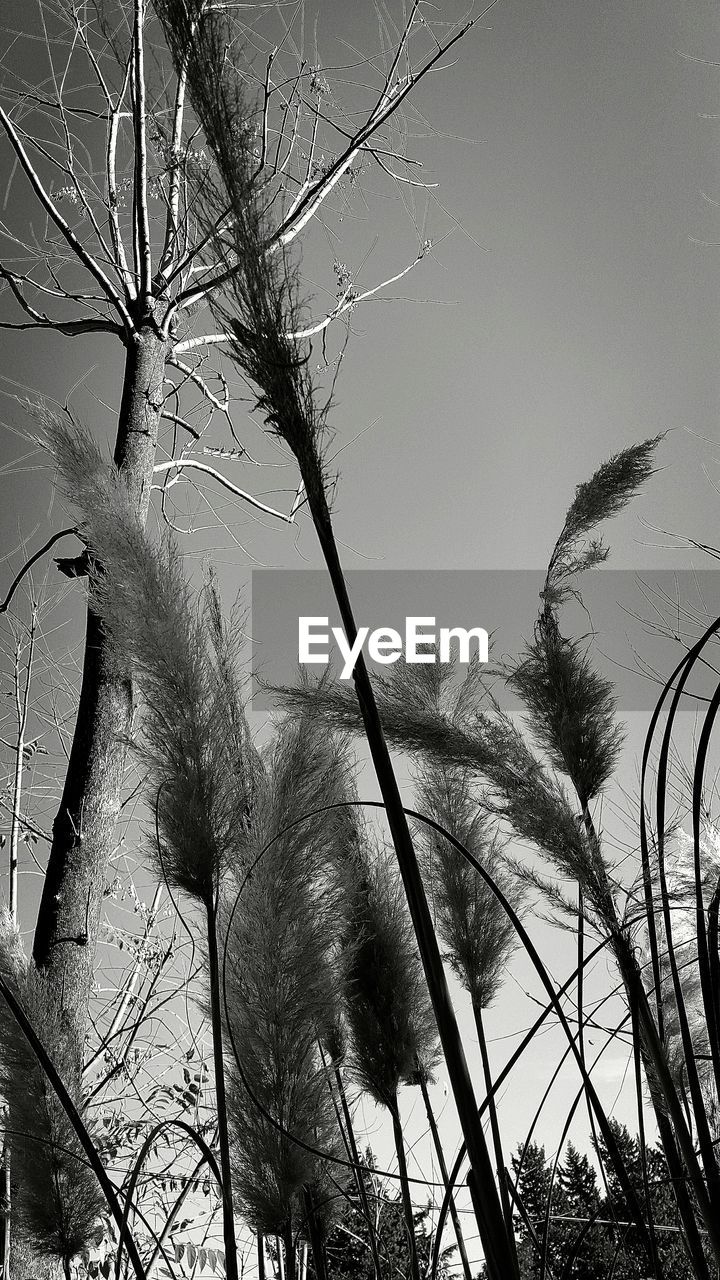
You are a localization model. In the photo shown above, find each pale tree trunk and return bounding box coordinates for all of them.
[32,321,167,1052]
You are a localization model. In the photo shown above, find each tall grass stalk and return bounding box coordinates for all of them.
[414,764,522,1254]
[324,1054,383,1280]
[414,1064,473,1280]
[146,6,524,1272]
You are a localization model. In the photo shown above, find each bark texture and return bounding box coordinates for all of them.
[32,322,167,1051]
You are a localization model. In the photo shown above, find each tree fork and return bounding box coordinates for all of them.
[32,322,167,1055]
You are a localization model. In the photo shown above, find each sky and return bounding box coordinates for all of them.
[2,0,720,1270]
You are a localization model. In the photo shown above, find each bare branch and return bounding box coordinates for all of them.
[152,458,296,521]
[37,2,118,273]
[106,59,136,300]
[158,56,190,276]
[0,264,122,335]
[170,9,478,312]
[166,355,264,459]
[172,332,232,354]
[0,105,134,329]
[160,409,200,440]
[172,243,429,348]
[292,245,431,337]
[275,5,482,247]
[166,353,232,418]
[0,528,80,615]
[132,0,153,297]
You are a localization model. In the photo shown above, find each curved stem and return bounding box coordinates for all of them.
[0,975,146,1280]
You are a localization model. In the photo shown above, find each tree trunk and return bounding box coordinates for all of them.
[32,322,167,1053]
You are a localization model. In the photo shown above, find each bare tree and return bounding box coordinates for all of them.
[0,0,464,1054]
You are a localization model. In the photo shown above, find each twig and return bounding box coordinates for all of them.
[0,528,79,615]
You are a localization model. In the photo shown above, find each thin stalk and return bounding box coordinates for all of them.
[583,796,720,1257]
[532,1014,630,1280]
[145,1125,219,1280]
[116,1118,221,1280]
[429,937,620,1280]
[417,1069,472,1280]
[283,1221,296,1280]
[471,999,517,1265]
[506,1179,552,1278]
[630,1003,661,1280]
[9,623,33,922]
[301,1188,327,1280]
[691,679,720,1099]
[615,942,720,1255]
[0,1137,8,1280]
[206,903,239,1280]
[388,1096,420,1280]
[387,801,656,1260]
[257,1234,265,1280]
[575,836,613,1221]
[307,500,517,1280]
[641,614,720,1206]
[708,877,720,1062]
[332,1066,382,1280]
[83,885,164,1079]
[654,1111,711,1280]
[636,616,720,1038]
[3,611,36,1280]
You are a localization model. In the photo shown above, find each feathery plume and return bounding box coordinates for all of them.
[35,406,254,905]
[342,835,439,1107]
[223,711,352,1245]
[543,436,663,608]
[0,909,103,1269]
[414,765,522,1010]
